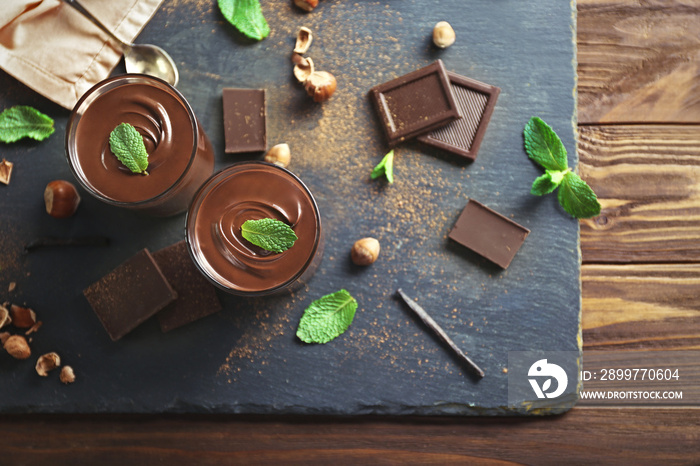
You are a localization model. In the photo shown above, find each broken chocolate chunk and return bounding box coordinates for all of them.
[223,88,267,154]
[152,241,222,332]
[418,71,500,161]
[83,249,177,341]
[448,200,529,269]
[369,60,460,147]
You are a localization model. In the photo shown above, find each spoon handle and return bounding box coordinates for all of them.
[61,0,131,50]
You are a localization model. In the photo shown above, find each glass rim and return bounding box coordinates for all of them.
[185,161,323,296]
[65,74,200,207]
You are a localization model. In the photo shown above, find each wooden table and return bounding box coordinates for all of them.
[2,1,699,463]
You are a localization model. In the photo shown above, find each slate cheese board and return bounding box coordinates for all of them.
[0,0,580,415]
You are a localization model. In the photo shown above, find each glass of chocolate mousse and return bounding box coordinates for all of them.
[66,75,215,216]
[186,162,323,296]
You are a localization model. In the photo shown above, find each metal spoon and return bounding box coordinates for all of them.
[62,0,179,87]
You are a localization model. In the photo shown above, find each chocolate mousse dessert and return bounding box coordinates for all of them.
[66,75,214,216]
[186,162,323,296]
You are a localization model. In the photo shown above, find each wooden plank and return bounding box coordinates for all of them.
[579,125,700,263]
[578,0,700,124]
[0,410,698,465]
[582,264,700,350]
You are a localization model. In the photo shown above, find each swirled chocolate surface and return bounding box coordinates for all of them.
[189,163,320,293]
[73,82,194,202]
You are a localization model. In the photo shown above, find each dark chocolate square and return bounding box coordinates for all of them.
[418,72,500,161]
[369,60,461,147]
[448,200,530,269]
[83,249,177,341]
[152,241,222,332]
[223,88,267,154]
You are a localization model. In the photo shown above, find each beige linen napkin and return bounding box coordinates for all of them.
[0,0,164,110]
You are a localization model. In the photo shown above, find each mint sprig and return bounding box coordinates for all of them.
[0,106,54,143]
[524,117,601,219]
[371,149,394,184]
[109,123,149,175]
[241,218,297,253]
[296,289,358,344]
[218,0,270,41]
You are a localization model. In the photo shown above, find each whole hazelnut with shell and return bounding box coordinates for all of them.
[351,237,380,266]
[305,71,337,102]
[44,180,81,218]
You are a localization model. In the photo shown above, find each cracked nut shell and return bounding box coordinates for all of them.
[10,304,36,328]
[293,55,315,83]
[0,305,10,329]
[294,27,313,54]
[351,237,380,266]
[36,352,61,376]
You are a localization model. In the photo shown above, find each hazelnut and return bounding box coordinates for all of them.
[44,180,81,218]
[0,305,10,329]
[293,55,315,83]
[293,0,318,12]
[432,21,456,48]
[0,332,9,345]
[304,71,337,102]
[9,304,36,328]
[60,366,76,384]
[36,352,60,376]
[264,144,291,168]
[294,27,313,54]
[4,335,31,360]
[351,237,380,266]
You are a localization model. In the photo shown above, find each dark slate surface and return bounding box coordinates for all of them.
[0,0,579,415]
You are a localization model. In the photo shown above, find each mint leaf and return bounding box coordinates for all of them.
[524,117,568,171]
[296,289,358,344]
[241,218,297,253]
[531,173,557,196]
[218,0,270,41]
[109,123,149,175]
[531,169,568,196]
[557,172,602,219]
[0,106,54,143]
[371,149,394,184]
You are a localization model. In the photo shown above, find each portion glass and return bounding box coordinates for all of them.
[66,74,215,216]
[186,162,323,296]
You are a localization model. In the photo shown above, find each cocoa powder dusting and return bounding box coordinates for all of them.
[216,3,486,379]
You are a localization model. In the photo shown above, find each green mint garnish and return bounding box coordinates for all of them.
[218,0,270,41]
[557,171,602,219]
[371,149,394,184]
[524,117,568,172]
[296,289,358,344]
[108,123,149,175]
[0,106,54,143]
[524,117,601,219]
[241,218,298,253]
